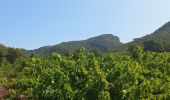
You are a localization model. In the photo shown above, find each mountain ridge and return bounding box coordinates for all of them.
[1,21,170,55]
[26,21,170,54]
[29,34,123,55]
[118,21,170,52]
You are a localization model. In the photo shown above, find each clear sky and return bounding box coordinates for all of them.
[0,0,170,50]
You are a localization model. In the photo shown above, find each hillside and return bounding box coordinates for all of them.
[119,21,170,52]
[29,34,123,55]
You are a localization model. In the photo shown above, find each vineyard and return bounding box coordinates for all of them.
[0,47,170,99]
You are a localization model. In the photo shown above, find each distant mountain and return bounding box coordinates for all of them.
[120,21,170,52]
[2,21,170,55]
[29,34,123,55]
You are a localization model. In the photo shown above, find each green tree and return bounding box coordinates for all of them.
[131,45,143,62]
[0,45,8,65]
[0,45,8,58]
[90,49,102,57]
[6,48,22,63]
[143,40,165,52]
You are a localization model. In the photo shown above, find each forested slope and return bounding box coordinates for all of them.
[119,21,170,52]
[29,34,122,55]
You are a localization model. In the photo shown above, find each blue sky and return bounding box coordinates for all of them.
[0,0,170,50]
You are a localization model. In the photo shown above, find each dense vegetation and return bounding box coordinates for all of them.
[1,46,170,99]
[0,44,24,64]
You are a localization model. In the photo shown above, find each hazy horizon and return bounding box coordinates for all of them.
[0,0,170,49]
